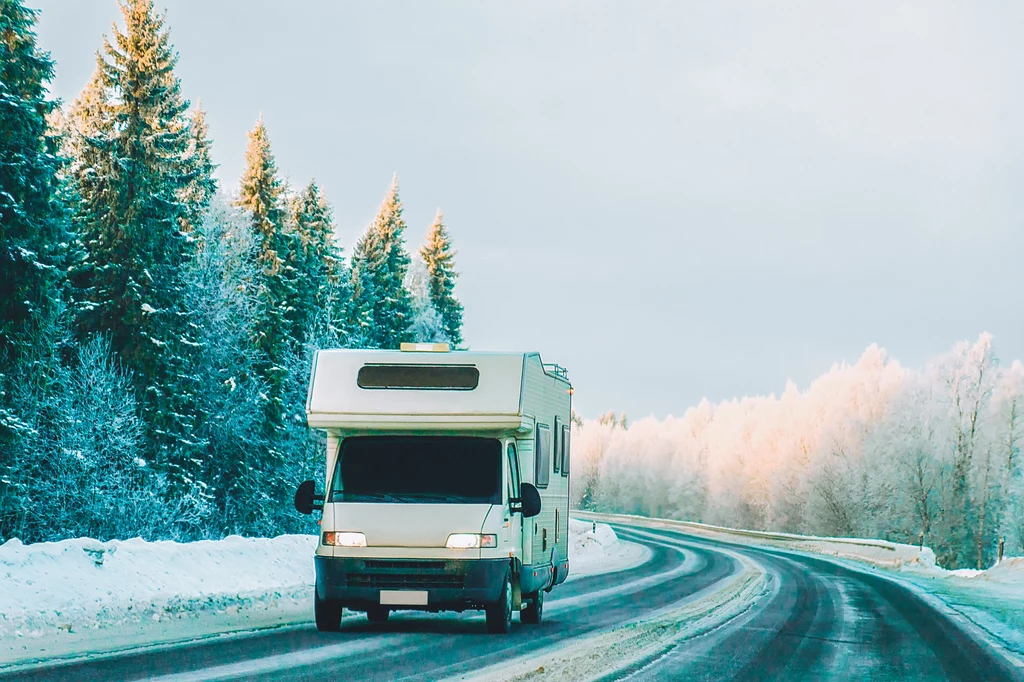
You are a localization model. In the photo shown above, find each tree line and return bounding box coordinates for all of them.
[0,0,465,542]
[573,336,1024,570]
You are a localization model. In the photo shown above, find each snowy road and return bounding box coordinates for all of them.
[612,526,1023,682]
[3,522,1021,682]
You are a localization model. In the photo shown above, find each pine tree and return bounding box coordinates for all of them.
[0,0,67,367]
[289,180,350,345]
[179,104,217,232]
[420,209,464,347]
[0,0,72,518]
[69,0,204,495]
[349,175,413,349]
[235,117,297,429]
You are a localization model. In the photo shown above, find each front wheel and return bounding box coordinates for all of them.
[485,570,513,634]
[520,589,543,624]
[314,589,343,632]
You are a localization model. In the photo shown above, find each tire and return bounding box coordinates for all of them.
[485,569,513,634]
[366,606,389,623]
[314,589,343,632]
[520,589,543,625]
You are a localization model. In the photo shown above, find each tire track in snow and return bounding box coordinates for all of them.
[448,531,767,682]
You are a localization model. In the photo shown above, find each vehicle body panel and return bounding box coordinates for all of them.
[305,349,572,615]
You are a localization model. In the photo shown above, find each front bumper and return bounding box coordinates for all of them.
[315,556,510,612]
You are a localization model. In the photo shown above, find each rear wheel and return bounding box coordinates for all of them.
[314,589,343,632]
[520,589,543,624]
[366,606,389,623]
[485,570,513,634]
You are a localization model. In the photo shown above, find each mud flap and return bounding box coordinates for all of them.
[512,560,523,610]
[546,547,559,592]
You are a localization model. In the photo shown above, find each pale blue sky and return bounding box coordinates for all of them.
[32,1,1024,419]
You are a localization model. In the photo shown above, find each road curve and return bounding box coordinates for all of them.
[2,522,1020,682]
[0,530,733,682]
[607,525,1022,682]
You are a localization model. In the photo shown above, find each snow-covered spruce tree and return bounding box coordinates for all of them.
[269,342,327,535]
[0,0,68,410]
[420,209,464,347]
[179,104,217,233]
[349,175,413,349]
[0,0,76,538]
[69,0,208,498]
[289,179,350,346]
[234,117,299,433]
[345,260,377,348]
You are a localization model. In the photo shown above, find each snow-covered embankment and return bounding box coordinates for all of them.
[0,520,648,666]
[0,535,317,666]
[567,518,650,579]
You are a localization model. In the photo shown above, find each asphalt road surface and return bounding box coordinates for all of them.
[3,522,1020,682]
[611,526,1022,682]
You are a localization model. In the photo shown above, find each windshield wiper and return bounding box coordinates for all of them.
[341,491,405,503]
[401,493,470,503]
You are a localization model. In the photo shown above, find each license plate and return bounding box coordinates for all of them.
[380,590,428,606]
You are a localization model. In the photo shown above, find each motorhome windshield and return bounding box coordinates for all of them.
[329,436,502,504]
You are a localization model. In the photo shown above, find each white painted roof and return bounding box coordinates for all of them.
[306,349,529,430]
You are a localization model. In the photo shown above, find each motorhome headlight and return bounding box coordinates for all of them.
[322,531,367,548]
[445,533,497,549]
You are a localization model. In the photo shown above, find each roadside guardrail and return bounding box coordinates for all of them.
[572,510,898,552]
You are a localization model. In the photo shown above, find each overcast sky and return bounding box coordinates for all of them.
[31,1,1024,419]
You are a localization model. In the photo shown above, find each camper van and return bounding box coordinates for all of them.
[294,344,572,634]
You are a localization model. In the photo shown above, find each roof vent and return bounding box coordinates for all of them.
[400,342,451,353]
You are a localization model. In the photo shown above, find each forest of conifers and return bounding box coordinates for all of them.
[4,1,1021,572]
[0,0,464,542]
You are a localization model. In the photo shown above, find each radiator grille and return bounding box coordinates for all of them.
[348,559,463,590]
[362,559,446,571]
[347,572,464,590]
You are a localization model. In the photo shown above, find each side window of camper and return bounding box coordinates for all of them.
[535,424,551,488]
[553,417,561,474]
[506,442,521,502]
[561,424,570,476]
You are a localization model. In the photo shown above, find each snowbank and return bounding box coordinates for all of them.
[0,523,649,666]
[0,534,317,637]
[568,518,650,579]
[0,534,317,666]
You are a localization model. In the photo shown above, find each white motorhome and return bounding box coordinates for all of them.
[295,344,573,634]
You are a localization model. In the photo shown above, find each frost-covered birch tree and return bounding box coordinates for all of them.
[577,335,1024,568]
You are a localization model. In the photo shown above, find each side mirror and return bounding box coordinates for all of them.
[520,482,542,518]
[294,480,323,515]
